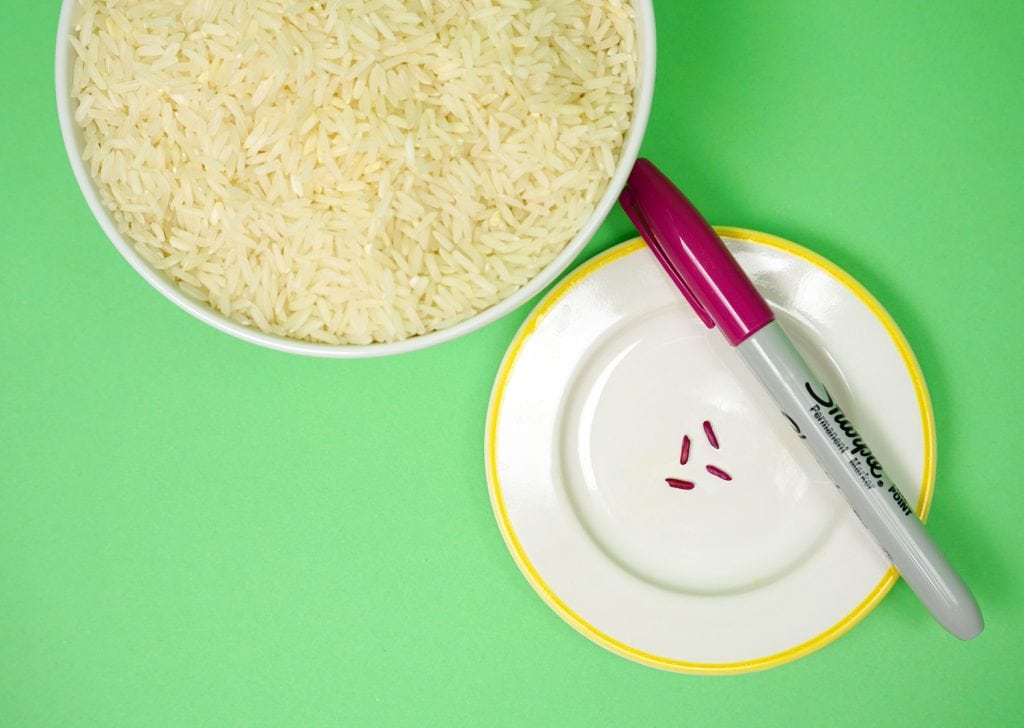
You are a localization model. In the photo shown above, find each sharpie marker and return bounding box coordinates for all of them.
[620,158,983,640]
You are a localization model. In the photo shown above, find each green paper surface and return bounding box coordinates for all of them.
[2,1,1022,725]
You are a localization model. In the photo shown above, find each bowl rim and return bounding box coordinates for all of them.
[55,0,656,358]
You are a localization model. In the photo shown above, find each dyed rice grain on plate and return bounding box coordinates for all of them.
[70,0,637,344]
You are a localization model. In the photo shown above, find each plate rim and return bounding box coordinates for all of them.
[484,227,936,674]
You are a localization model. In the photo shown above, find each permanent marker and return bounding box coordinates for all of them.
[620,158,983,640]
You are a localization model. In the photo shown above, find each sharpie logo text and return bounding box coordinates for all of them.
[805,381,885,487]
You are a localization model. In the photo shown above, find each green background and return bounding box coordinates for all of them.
[2,1,1022,725]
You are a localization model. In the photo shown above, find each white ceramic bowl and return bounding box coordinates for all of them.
[55,1,656,357]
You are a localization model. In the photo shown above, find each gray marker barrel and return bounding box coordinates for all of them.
[738,321,983,640]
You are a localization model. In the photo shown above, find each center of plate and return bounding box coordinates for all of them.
[559,304,846,595]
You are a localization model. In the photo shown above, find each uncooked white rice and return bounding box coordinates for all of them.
[71,0,637,344]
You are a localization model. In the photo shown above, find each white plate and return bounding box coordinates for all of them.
[485,228,935,674]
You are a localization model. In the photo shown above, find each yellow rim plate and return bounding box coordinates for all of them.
[485,228,935,674]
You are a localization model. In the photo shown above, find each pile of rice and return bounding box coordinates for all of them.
[71,0,637,344]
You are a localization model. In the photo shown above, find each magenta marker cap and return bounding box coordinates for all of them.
[619,159,774,346]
